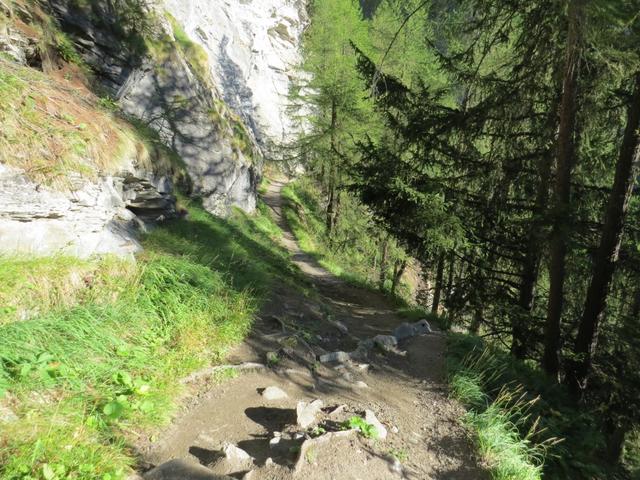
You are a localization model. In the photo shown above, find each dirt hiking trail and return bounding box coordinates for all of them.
[135,178,487,480]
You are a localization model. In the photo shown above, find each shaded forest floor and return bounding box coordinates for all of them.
[135,178,487,479]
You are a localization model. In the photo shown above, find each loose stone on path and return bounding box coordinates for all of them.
[260,386,288,401]
[365,409,388,440]
[296,399,324,429]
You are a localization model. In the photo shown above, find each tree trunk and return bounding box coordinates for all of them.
[604,418,630,465]
[391,259,407,296]
[445,253,455,304]
[379,237,389,291]
[567,73,640,393]
[432,254,445,314]
[512,93,559,359]
[326,99,338,235]
[542,0,584,379]
[512,154,553,358]
[469,308,483,335]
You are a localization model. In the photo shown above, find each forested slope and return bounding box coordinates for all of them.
[289,0,640,478]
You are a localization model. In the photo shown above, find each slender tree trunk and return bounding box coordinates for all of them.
[326,99,338,235]
[445,253,455,303]
[469,308,483,335]
[391,259,407,296]
[542,0,585,379]
[567,73,640,393]
[432,254,445,314]
[512,93,559,359]
[379,236,389,291]
[512,154,552,358]
[333,188,342,232]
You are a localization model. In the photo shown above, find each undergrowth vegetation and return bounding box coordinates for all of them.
[277,172,615,479]
[447,334,628,479]
[0,199,298,480]
[282,177,413,298]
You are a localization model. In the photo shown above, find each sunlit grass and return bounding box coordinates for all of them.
[0,199,297,479]
[447,337,562,480]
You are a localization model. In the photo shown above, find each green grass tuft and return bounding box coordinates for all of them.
[447,341,553,480]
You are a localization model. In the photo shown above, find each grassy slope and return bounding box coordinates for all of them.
[0,57,188,190]
[0,198,299,480]
[446,333,640,480]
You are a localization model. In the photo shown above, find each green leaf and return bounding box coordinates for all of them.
[103,400,126,420]
[134,381,151,396]
[114,371,133,388]
[42,464,55,480]
[19,364,32,377]
[138,400,155,413]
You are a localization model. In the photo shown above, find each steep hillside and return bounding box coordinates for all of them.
[47,0,261,216]
[0,194,300,479]
[0,3,313,477]
[0,0,306,257]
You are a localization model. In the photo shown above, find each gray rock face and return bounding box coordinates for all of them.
[163,0,308,149]
[0,163,175,258]
[296,399,324,429]
[117,56,258,216]
[0,15,39,66]
[48,0,259,216]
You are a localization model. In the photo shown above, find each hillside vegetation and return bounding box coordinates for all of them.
[289,0,640,478]
[282,178,413,297]
[3,0,640,478]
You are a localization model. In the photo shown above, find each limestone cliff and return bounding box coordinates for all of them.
[0,0,306,257]
[49,0,261,216]
[163,0,308,148]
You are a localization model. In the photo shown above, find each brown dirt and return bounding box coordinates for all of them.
[135,178,487,480]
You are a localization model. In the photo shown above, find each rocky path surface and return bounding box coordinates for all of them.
[136,179,486,480]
